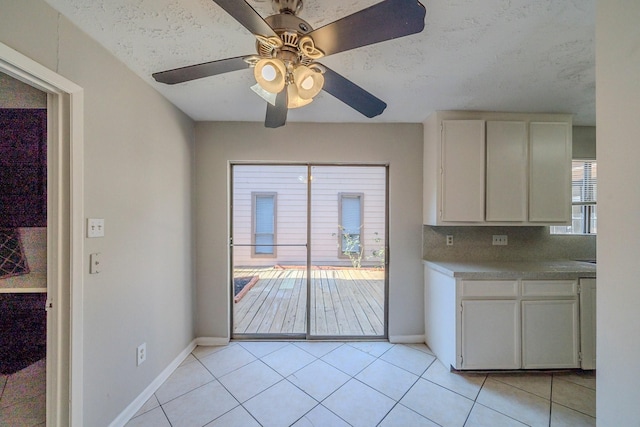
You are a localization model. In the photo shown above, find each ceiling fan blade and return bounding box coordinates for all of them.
[321,65,387,118]
[308,0,426,57]
[152,56,252,85]
[265,90,288,128]
[211,0,277,38]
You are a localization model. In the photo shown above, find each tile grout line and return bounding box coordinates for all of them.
[375,356,440,427]
[131,342,595,427]
[461,374,490,427]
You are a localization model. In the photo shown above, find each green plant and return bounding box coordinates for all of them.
[367,231,386,269]
[333,226,385,269]
[334,225,364,268]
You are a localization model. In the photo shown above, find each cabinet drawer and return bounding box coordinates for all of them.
[522,280,577,297]
[461,280,519,297]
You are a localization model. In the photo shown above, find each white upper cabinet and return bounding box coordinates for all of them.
[423,111,572,226]
[441,120,485,222]
[486,121,528,221]
[529,122,572,222]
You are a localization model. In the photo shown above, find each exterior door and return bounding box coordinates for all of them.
[231,164,388,339]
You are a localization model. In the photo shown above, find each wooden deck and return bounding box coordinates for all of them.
[233,266,385,336]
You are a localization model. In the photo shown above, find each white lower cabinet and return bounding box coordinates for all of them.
[424,266,588,370]
[459,280,580,370]
[579,278,597,369]
[461,300,520,369]
[521,299,579,368]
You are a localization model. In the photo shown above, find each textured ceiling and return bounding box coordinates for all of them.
[43,0,596,125]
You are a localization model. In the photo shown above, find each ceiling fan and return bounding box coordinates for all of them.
[152,0,426,128]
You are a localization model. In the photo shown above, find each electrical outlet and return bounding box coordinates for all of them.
[492,235,508,246]
[137,343,146,366]
[446,235,454,246]
[89,253,101,274]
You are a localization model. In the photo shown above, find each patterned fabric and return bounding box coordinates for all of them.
[0,229,30,279]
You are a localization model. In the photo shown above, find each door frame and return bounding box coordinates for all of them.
[0,42,84,426]
[229,162,389,340]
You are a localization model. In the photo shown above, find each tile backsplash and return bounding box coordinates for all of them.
[423,225,596,262]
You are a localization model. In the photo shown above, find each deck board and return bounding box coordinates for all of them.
[233,267,385,336]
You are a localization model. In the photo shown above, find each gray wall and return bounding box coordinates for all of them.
[573,126,596,159]
[0,1,195,425]
[596,1,640,424]
[194,122,424,340]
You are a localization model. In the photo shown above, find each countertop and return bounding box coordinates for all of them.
[423,260,596,280]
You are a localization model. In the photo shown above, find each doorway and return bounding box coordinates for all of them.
[0,72,48,426]
[1,41,84,426]
[231,164,388,339]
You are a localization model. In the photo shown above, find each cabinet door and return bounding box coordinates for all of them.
[461,300,520,369]
[486,121,528,221]
[579,279,597,370]
[522,300,579,369]
[441,120,485,222]
[529,122,571,222]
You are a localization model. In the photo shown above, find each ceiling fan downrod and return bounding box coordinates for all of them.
[271,0,303,15]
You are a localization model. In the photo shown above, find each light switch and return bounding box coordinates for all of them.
[90,253,101,274]
[87,218,105,238]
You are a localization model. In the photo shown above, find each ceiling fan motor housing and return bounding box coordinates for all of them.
[261,13,319,70]
[264,13,312,36]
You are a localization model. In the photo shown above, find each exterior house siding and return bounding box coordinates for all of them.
[232,165,386,267]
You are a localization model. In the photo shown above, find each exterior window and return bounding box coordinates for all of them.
[339,193,363,256]
[252,193,276,256]
[551,160,597,234]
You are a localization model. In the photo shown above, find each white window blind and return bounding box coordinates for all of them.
[573,161,596,203]
[551,161,597,234]
[254,194,275,254]
[340,194,362,253]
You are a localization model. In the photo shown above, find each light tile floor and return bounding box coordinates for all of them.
[0,358,46,427]
[126,342,596,427]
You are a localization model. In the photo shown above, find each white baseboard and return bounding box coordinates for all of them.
[109,337,233,426]
[389,334,426,344]
[195,336,230,346]
[108,339,198,427]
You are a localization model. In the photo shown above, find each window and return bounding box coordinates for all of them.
[252,193,276,256]
[339,193,363,255]
[551,160,597,234]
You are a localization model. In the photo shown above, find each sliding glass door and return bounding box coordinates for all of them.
[231,164,387,339]
[308,166,387,338]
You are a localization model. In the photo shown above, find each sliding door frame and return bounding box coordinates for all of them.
[229,162,389,341]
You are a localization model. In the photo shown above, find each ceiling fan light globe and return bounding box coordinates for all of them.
[293,65,324,99]
[254,58,286,93]
[261,64,277,81]
[301,76,314,90]
[287,84,313,109]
